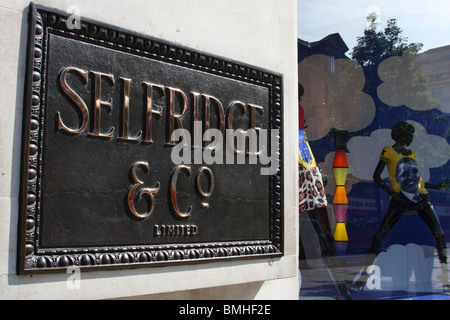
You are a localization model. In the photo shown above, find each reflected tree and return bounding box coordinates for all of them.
[351,14,437,115]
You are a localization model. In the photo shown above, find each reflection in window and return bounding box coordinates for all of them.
[432,88,444,99]
[298,8,450,300]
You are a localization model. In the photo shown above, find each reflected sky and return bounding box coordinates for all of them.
[298,0,450,52]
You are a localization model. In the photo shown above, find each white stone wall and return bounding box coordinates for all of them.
[0,0,298,299]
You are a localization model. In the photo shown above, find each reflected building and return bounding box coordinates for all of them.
[298,33,376,144]
[298,33,349,63]
[297,34,349,130]
[415,45,450,116]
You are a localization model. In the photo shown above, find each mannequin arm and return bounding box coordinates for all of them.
[373,160,392,196]
[425,179,449,191]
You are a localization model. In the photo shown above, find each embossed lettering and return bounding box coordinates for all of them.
[247,104,264,156]
[226,101,246,154]
[167,87,189,146]
[196,166,215,198]
[203,94,225,149]
[119,77,142,141]
[56,69,266,152]
[169,165,192,218]
[143,82,164,143]
[154,224,199,237]
[57,67,89,134]
[89,71,115,138]
[127,161,160,219]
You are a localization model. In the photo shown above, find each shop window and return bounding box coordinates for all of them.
[298,6,450,300]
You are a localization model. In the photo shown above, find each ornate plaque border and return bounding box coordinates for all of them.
[17,3,283,274]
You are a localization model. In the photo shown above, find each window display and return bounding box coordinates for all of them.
[298,3,450,300]
[350,122,449,293]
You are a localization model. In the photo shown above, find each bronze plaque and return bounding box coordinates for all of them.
[18,4,283,274]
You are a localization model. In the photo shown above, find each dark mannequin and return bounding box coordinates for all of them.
[351,122,449,292]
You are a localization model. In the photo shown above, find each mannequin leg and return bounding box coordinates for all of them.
[416,198,449,290]
[350,203,405,291]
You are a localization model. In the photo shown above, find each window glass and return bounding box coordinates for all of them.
[298,0,450,300]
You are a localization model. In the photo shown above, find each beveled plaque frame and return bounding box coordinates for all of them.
[18,3,283,274]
